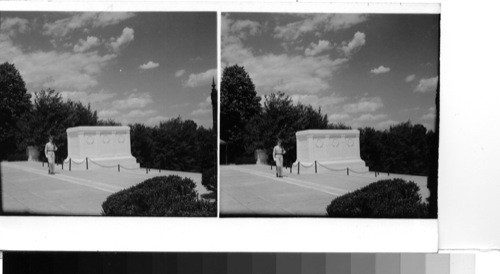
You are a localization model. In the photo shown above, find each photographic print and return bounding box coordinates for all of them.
[220,13,439,217]
[0,12,217,216]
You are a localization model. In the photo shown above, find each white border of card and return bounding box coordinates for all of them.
[0,1,439,252]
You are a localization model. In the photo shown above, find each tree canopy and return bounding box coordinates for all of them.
[220,65,261,163]
[0,62,32,159]
[245,92,330,166]
[129,118,215,173]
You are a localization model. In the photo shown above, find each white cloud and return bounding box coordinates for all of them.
[43,12,135,37]
[98,110,119,117]
[109,27,134,52]
[274,14,368,41]
[73,36,100,53]
[139,61,159,70]
[229,19,261,39]
[370,65,391,74]
[305,40,332,56]
[111,93,153,109]
[223,42,348,94]
[338,31,366,57]
[344,97,384,113]
[123,109,157,119]
[353,113,388,122]
[223,16,350,95]
[0,34,116,90]
[60,89,116,105]
[290,93,346,110]
[421,106,436,120]
[191,108,212,116]
[328,113,350,121]
[0,17,30,36]
[414,76,438,93]
[175,69,185,77]
[184,68,217,88]
[405,74,416,82]
[191,96,212,116]
[146,115,170,126]
[376,119,401,130]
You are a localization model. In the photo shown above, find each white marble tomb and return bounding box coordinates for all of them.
[64,126,139,170]
[294,129,368,173]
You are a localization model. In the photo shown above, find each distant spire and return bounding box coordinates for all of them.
[212,76,216,88]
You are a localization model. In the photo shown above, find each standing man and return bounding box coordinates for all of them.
[45,136,58,175]
[273,139,286,178]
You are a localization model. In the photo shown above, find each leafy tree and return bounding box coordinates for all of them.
[359,121,435,176]
[246,92,329,166]
[0,62,31,159]
[129,119,216,180]
[196,126,216,172]
[220,65,261,163]
[147,117,199,172]
[28,89,98,162]
[130,123,154,167]
[427,77,440,218]
[97,119,122,126]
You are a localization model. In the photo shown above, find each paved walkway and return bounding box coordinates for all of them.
[220,165,429,217]
[1,161,207,215]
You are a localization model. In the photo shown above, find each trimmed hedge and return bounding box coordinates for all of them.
[326,178,428,218]
[201,166,217,193]
[101,175,216,217]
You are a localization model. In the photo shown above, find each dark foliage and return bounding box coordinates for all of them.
[359,121,435,176]
[234,155,256,165]
[101,175,216,217]
[245,92,330,167]
[220,65,261,164]
[326,178,429,218]
[201,166,217,193]
[5,153,28,162]
[0,62,32,160]
[427,76,440,218]
[129,118,216,173]
[22,89,99,163]
[97,119,122,126]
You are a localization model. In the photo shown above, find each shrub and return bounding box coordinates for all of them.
[101,175,216,217]
[202,166,217,193]
[326,179,428,218]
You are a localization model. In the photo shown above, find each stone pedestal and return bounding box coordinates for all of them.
[294,129,368,173]
[255,149,268,165]
[64,126,139,170]
[26,146,39,161]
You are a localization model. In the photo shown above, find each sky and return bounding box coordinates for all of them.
[0,12,217,128]
[222,13,439,131]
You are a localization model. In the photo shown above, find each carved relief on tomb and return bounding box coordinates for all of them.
[347,137,354,147]
[85,134,95,144]
[117,133,125,143]
[103,134,111,144]
[331,137,340,147]
[314,137,324,148]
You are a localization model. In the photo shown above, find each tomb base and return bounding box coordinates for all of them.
[64,156,140,170]
[293,159,368,174]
